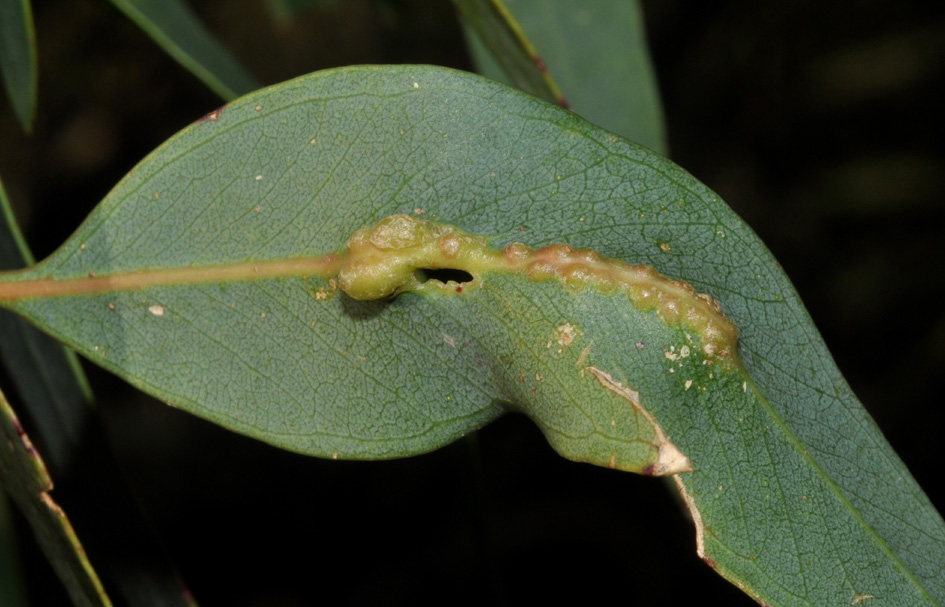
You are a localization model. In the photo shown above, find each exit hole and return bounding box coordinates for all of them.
[414,268,474,284]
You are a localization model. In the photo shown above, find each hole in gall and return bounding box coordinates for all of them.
[414,268,474,284]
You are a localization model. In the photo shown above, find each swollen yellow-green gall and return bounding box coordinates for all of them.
[337,214,738,365]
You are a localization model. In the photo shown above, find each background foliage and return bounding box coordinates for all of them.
[1,1,943,605]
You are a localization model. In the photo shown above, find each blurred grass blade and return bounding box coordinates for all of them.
[0,386,113,607]
[107,0,260,100]
[0,178,197,607]
[263,0,338,24]
[0,0,38,131]
[0,489,28,607]
[453,0,567,106]
[464,0,667,153]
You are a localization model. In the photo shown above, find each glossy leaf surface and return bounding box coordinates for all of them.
[0,66,941,605]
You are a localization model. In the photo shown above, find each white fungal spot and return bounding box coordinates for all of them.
[148,304,165,317]
[680,345,690,358]
[254,174,263,181]
[684,379,693,391]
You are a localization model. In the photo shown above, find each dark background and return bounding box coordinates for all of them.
[1,0,943,605]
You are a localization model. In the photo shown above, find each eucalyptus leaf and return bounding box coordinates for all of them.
[0,66,941,605]
[107,0,260,101]
[0,386,113,607]
[0,0,37,130]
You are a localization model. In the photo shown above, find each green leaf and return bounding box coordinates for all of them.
[466,0,668,154]
[0,66,941,605]
[453,0,566,106]
[0,386,113,607]
[107,0,260,101]
[0,0,38,130]
[263,0,339,24]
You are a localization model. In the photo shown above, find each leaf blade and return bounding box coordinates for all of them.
[0,386,114,607]
[0,66,941,605]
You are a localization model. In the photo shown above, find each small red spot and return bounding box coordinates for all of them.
[12,418,25,436]
[635,342,644,349]
[455,286,463,293]
[518,226,526,231]
[88,271,95,278]
[534,56,548,73]
[702,556,718,569]
[641,464,656,476]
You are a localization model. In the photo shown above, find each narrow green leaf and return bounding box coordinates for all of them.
[0,66,941,605]
[0,0,38,131]
[467,0,668,154]
[107,0,260,101]
[0,385,113,607]
[453,0,567,106]
[263,0,339,23]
